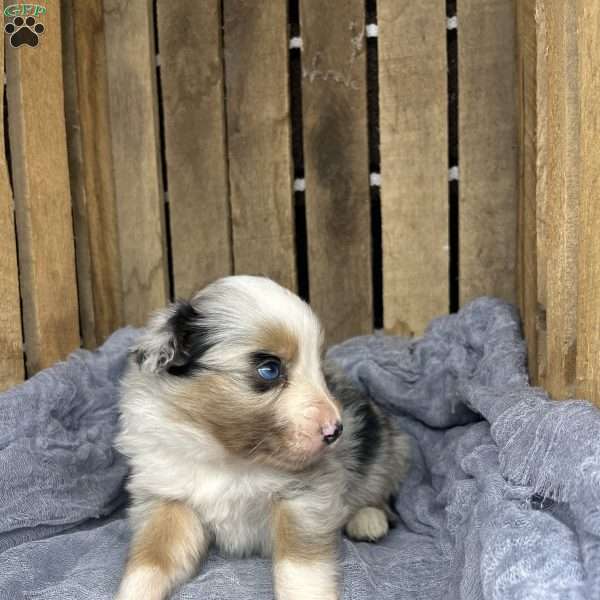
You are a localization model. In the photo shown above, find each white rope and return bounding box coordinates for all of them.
[293,178,306,192]
[366,23,378,38]
[289,36,302,50]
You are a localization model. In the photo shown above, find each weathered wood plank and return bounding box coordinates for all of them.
[542,0,579,399]
[63,0,123,347]
[378,0,448,336]
[516,0,540,384]
[222,1,296,292]
[576,0,600,406]
[0,189,23,390]
[534,0,548,387]
[62,0,95,348]
[459,0,518,305]
[157,0,231,298]
[0,198,22,390]
[0,29,24,390]
[300,0,372,344]
[104,0,168,325]
[6,4,80,375]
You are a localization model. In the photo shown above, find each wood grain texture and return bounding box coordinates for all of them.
[157,0,231,298]
[62,0,95,348]
[378,0,448,337]
[459,0,518,305]
[223,1,296,292]
[534,0,548,387]
[516,0,540,384]
[0,26,24,389]
[576,0,600,405]
[104,0,168,326]
[6,4,80,375]
[300,0,372,344]
[63,0,123,347]
[542,0,580,399]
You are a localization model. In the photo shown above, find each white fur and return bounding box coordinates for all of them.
[194,276,324,368]
[345,506,389,541]
[119,379,283,556]
[116,566,168,600]
[119,396,345,558]
[274,559,339,600]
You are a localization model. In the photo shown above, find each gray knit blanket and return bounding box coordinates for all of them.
[0,298,598,599]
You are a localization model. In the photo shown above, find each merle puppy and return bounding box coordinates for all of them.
[116,276,409,600]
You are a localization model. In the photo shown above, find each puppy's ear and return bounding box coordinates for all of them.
[133,300,211,376]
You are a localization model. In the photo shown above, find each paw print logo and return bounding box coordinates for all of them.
[5,16,44,48]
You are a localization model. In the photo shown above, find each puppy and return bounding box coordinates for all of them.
[115,276,409,600]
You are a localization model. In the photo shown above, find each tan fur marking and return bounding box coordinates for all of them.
[171,373,286,457]
[254,322,298,362]
[128,500,205,575]
[173,375,335,471]
[273,504,337,563]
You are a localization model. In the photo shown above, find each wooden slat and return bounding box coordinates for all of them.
[459,0,518,305]
[378,0,448,336]
[104,0,168,326]
[0,199,22,389]
[0,27,24,390]
[157,0,231,298]
[63,0,123,347]
[61,0,95,348]
[222,1,296,292]
[534,0,548,387]
[542,0,579,399]
[576,0,600,406]
[516,0,540,384]
[6,4,80,375]
[300,0,372,344]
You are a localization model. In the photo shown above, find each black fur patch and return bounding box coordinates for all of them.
[248,352,286,393]
[133,347,147,367]
[352,400,382,471]
[166,301,214,376]
[324,367,382,473]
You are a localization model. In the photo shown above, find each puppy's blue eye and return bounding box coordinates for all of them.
[257,359,281,381]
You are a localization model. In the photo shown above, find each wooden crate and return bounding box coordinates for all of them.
[3,0,594,406]
[517,0,600,404]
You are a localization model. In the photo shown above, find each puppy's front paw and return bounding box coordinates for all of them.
[115,566,169,600]
[345,507,389,542]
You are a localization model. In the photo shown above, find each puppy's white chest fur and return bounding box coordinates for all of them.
[188,462,280,557]
[127,437,285,558]
[118,384,292,558]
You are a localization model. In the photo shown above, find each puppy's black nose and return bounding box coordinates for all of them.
[322,421,343,445]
